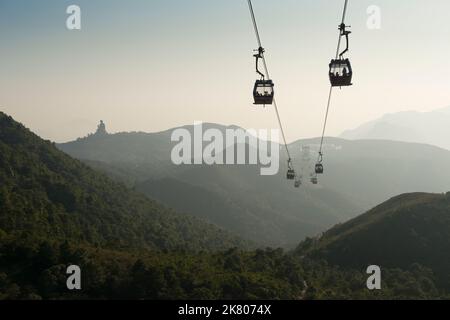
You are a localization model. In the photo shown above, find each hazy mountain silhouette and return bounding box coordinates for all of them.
[59,124,365,247]
[288,137,450,209]
[59,123,450,247]
[340,106,450,150]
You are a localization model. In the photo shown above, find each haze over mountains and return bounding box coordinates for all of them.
[1,111,450,299]
[340,106,450,150]
[59,124,361,247]
[58,120,450,247]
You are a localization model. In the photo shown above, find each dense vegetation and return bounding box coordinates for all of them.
[1,233,447,300]
[297,192,450,292]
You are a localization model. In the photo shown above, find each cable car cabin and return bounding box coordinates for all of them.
[315,163,324,174]
[294,179,301,188]
[329,59,353,87]
[253,80,274,105]
[311,177,318,185]
[287,169,295,180]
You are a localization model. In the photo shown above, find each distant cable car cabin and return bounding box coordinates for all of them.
[252,47,274,106]
[311,177,318,185]
[286,159,295,180]
[294,179,301,188]
[315,163,324,175]
[287,169,295,180]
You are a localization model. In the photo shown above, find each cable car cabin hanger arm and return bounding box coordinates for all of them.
[338,23,351,58]
[254,46,265,80]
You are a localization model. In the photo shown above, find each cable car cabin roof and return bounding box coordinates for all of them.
[329,58,352,69]
[254,79,274,85]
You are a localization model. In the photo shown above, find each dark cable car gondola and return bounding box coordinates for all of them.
[252,47,274,106]
[315,163,324,174]
[286,159,295,180]
[315,152,324,174]
[329,58,352,87]
[287,169,295,180]
[254,80,274,105]
[329,23,353,87]
[311,176,318,185]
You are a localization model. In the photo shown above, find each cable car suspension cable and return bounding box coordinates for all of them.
[317,0,349,161]
[247,0,294,165]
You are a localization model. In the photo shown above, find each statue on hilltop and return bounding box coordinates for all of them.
[95,120,108,136]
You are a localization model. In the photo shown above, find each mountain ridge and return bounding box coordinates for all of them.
[340,107,450,150]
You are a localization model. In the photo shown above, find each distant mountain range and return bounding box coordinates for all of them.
[1,111,450,299]
[59,126,361,247]
[58,122,450,247]
[340,106,450,150]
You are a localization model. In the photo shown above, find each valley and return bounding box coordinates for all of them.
[58,122,450,247]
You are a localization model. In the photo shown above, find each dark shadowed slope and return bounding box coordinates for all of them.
[297,192,450,287]
[136,174,357,247]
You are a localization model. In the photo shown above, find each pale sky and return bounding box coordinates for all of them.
[1,0,450,142]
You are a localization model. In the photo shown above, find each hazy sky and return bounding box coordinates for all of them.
[1,0,450,142]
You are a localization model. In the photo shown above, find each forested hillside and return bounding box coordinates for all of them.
[297,192,450,290]
[0,112,246,251]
